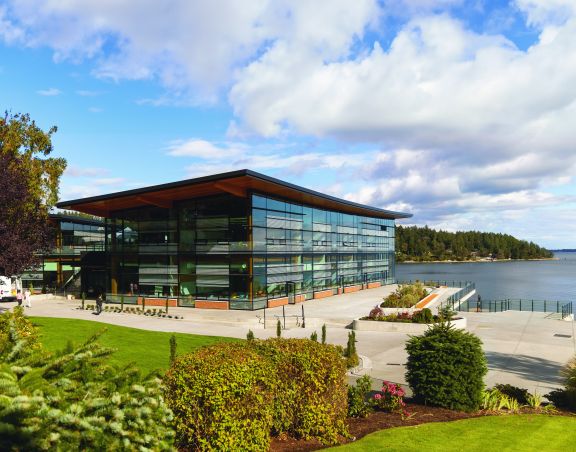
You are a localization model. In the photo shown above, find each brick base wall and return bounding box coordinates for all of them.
[367,282,382,289]
[195,300,230,310]
[138,297,178,307]
[344,285,362,294]
[314,289,334,299]
[268,297,289,308]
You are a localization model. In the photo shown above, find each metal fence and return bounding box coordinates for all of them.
[454,298,574,318]
[398,279,474,289]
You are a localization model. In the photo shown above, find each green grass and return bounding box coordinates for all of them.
[331,415,576,451]
[31,317,238,374]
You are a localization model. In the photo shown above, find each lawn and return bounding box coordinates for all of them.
[31,317,238,374]
[331,415,576,451]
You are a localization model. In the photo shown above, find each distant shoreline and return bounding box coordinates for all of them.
[398,257,559,264]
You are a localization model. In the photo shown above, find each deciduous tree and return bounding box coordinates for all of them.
[0,112,66,276]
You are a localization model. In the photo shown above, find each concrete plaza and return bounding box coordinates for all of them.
[2,285,574,394]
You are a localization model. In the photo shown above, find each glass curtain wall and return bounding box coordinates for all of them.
[104,192,393,310]
[106,195,251,309]
[252,193,395,308]
[21,219,105,292]
[106,207,177,303]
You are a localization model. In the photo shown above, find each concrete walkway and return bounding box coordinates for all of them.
[2,287,574,394]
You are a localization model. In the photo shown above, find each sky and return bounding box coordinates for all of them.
[1,0,575,249]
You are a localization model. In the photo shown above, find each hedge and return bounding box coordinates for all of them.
[163,342,276,451]
[252,338,348,443]
[164,338,348,450]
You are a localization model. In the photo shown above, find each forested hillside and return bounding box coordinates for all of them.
[395,226,553,262]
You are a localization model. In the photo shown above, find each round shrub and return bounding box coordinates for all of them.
[412,308,434,324]
[163,342,276,451]
[405,323,487,412]
[252,338,348,444]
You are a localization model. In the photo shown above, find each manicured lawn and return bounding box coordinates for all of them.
[331,415,576,451]
[31,317,238,374]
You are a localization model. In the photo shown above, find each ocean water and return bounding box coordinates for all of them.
[396,252,576,302]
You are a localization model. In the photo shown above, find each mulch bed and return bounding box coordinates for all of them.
[269,402,574,451]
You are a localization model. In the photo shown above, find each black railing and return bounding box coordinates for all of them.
[561,302,573,320]
[397,279,475,289]
[456,298,574,316]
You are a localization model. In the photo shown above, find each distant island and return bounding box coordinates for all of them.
[550,249,576,252]
[396,226,553,262]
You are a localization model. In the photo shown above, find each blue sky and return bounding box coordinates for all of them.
[1,0,575,248]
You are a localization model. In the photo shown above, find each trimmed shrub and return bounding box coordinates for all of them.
[251,338,348,444]
[406,323,487,412]
[546,355,576,410]
[164,342,276,451]
[347,375,374,418]
[412,308,433,324]
[368,305,383,319]
[494,384,529,405]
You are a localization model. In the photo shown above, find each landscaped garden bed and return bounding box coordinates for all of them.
[269,404,576,451]
[12,308,576,451]
[354,305,466,332]
[380,282,429,308]
[353,315,466,332]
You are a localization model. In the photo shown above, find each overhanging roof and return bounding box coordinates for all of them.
[56,169,412,220]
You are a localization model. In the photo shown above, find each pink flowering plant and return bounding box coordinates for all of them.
[373,381,409,417]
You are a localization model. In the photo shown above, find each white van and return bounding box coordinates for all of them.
[0,276,21,302]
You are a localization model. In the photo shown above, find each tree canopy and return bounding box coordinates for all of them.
[396,225,553,262]
[0,112,66,276]
[0,308,175,450]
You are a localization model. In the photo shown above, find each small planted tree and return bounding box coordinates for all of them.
[406,322,487,411]
[321,324,327,344]
[169,334,177,364]
[310,331,318,342]
[345,330,359,368]
[276,319,282,338]
[247,329,255,341]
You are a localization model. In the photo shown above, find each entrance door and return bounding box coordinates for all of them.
[286,281,296,304]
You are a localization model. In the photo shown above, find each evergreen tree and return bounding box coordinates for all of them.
[396,225,552,262]
[0,308,174,450]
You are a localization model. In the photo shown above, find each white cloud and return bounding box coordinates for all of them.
[36,87,61,96]
[4,0,576,245]
[515,0,575,27]
[166,139,245,159]
[0,0,378,100]
[65,165,109,177]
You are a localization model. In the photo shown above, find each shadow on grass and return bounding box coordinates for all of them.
[485,350,564,385]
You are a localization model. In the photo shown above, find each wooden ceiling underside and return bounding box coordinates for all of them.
[59,174,405,219]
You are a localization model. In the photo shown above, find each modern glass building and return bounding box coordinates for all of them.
[21,214,105,294]
[57,170,411,310]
